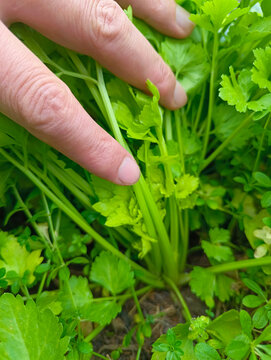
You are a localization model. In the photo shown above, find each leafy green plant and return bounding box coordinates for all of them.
[0,0,271,358]
[152,309,271,359]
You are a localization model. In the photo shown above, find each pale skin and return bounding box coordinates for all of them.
[0,0,194,185]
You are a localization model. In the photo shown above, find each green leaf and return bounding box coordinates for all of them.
[255,346,271,360]
[214,274,234,302]
[151,352,167,360]
[253,306,269,329]
[262,0,271,16]
[242,278,266,298]
[209,228,230,243]
[261,191,271,208]
[242,295,265,308]
[0,293,69,360]
[58,267,70,282]
[253,172,271,188]
[248,94,271,117]
[0,168,13,201]
[254,244,268,259]
[240,310,253,338]
[0,113,26,147]
[226,334,251,360]
[219,68,256,112]
[254,325,271,345]
[207,310,242,346]
[61,276,93,317]
[191,0,247,32]
[0,268,6,278]
[0,232,43,285]
[90,251,134,295]
[244,210,270,248]
[0,133,16,147]
[36,291,62,315]
[190,267,216,308]
[255,227,271,246]
[78,342,93,354]
[202,227,233,263]
[160,38,209,93]
[182,129,202,155]
[251,46,271,92]
[202,241,233,262]
[195,343,221,360]
[175,174,199,199]
[213,105,254,150]
[92,176,141,227]
[112,84,162,143]
[83,301,121,325]
[146,79,160,101]
[35,263,51,274]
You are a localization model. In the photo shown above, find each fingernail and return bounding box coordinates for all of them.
[174,81,187,108]
[176,5,194,35]
[118,157,140,185]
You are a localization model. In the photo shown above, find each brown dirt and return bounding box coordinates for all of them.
[92,287,206,360]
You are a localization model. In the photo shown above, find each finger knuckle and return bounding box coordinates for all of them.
[16,73,72,133]
[91,0,125,45]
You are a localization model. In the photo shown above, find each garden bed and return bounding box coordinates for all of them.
[0,0,271,359]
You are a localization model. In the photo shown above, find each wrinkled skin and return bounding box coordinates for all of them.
[0,0,193,184]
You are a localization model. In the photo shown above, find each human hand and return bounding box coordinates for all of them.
[0,0,194,185]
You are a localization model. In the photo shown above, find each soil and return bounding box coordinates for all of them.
[92,287,206,360]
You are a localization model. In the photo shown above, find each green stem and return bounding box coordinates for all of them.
[91,352,108,360]
[114,227,135,244]
[85,325,105,343]
[175,111,185,174]
[136,347,142,360]
[37,269,49,297]
[169,196,179,258]
[155,125,174,193]
[164,276,192,322]
[131,285,144,322]
[134,181,162,275]
[200,113,253,172]
[47,151,94,197]
[165,110,173,140]
[202,32,219,160]
[22,285,31,299]
[179,210,189,273]
[96,63,178,280]
[12,147,76,213]
[92,286,152,302]
[12,185,53,250]
[41,193,64,264]
[138,176,177,281]
[193,84,206,133]
[67,51,107,122]
[56,69,98,85]
[181,108,188,130]
[0,148,163,288]
[46,162,92,209]
[208,256,271,274]
[179,211,186,250]
[41,192,79,315]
